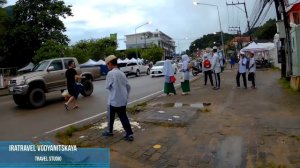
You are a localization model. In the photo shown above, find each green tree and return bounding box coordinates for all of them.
[189,32,234,53]
[0,3,9,64]
[5,0,72,67]
[67,44,89,64]
[89,38,117,60]
[141,44,164,63]
[125,48,137,59]
[33,40,67,63]
[253,19,276,40]
[69,38,117,63]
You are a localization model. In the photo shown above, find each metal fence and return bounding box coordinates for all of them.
[0,67,18,76]
[0,68,17,89]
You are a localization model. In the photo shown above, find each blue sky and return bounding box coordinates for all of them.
[6,0,260,52]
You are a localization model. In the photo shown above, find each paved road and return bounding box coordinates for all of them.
[0,73,185,140]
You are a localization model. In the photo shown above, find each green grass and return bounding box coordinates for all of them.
[289,134,300,141]
[256,161,287,168]
[55,126,79,145]
[199,107,211,113]
[278,78,299,93]
[127,102,147,115]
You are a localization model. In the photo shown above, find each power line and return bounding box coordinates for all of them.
[226,1,251,33]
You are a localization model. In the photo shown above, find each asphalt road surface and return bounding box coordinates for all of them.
[0,73,186,140]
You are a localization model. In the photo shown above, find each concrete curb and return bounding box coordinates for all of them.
[0,89,9,97]
[37,75,202,140]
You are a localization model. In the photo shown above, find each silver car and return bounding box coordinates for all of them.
[150,61,177,77]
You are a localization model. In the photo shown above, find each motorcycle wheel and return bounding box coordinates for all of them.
[192,69,198,76]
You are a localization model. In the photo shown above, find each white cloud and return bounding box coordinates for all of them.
[6,0,259,51]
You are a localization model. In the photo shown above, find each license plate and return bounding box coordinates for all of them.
[9,87,13,92]
[154,71,158,74]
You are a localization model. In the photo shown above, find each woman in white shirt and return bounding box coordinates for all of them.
[248,52,256,89]
[236,52,248,89]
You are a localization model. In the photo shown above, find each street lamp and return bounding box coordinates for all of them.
[193,1,224,51]
[135,21,151,58]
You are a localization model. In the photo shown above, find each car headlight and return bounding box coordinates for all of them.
[16,79,26,85]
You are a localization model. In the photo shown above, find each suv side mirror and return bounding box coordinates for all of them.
[47,66,55,72]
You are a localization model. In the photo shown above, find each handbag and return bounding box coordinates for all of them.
[170,76,176,83]
[248,73,254,81]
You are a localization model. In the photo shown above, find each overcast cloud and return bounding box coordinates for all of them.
[6,0,257,52]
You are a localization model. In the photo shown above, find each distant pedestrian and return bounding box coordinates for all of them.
[149,61,153,69]
[181,54,191,95]
[236,52,248,89]
[202,48,214,86]
[102,55,134,141]
[64,60,81,110]
[230,54,236,69]
[162,59,176,95]
[211,46,222,90]
[248,52,256,89]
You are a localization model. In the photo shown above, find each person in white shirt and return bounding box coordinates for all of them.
[236,52,248,89]
[211,46,221,90]
[248,52,256,89]
[202,48,214,86]
[102,55,134,141]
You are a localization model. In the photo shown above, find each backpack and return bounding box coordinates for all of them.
[204,59,211,69]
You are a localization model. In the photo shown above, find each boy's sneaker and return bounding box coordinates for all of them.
[123,135,134,141]
[102,131,113,137]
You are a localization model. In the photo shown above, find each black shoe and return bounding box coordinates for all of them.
[64,104,69,111]
[102,131,113,137]
[123,135,134,141]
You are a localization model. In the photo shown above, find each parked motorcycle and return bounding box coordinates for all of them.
[192,60,202,76]
[256,58,270,68]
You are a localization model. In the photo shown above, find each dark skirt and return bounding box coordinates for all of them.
[181,80,190,92]
[164,83,176,95]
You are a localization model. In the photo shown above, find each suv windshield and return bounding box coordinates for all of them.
[155,62,164,66]
[32,61,50,72]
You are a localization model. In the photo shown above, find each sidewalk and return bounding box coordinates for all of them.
[0,88,9,97]
[45,68,300,168]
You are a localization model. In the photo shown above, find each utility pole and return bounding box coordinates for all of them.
[229,26,243,50]
[226,1,251,35]
[274,0,291,78]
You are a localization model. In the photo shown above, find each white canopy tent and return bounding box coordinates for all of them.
[129,58,138,63]
[241,42,268,53]
[124,58,130,63]
[18,62,34,72]
[241,42,267,53]
[80,59,97,67]
[96,59,106,65]
[117,58,126,64]
[137,58,144,63]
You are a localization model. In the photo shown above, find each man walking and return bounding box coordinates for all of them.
[64,60,81,110]
[102,55,134,141]
[236,52,248,89]
[211,46,222,90]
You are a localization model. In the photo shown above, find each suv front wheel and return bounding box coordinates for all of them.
[28,88,46,108]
